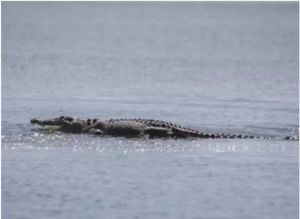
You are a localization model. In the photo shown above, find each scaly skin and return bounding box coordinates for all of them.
[31,116,255,139]
[103,118,254,138]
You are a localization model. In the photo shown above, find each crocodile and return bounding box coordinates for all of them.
[30,116,255,139]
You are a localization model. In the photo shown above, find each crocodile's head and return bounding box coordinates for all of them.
[31,116,72,126]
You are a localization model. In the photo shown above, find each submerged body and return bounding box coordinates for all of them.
[31,116,254,139]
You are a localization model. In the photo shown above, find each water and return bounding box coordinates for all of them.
[2,2,299,219]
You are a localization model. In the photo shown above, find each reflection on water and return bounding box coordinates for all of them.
[2,132,299,154]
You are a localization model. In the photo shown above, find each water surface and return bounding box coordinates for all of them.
[2,2,299,219]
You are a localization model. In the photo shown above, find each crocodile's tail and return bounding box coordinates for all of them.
[193,132,255,139]
[176,125,299,140]
[170,126,256,139]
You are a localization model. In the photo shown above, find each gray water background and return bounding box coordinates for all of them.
[2,2,299,219]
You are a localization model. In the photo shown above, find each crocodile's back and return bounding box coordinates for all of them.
[106,118,182,128]
[106,118,210,138]
[105,118,253,138]
[103,120,146,137]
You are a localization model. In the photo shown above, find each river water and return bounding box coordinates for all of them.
[2,2,299,219]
